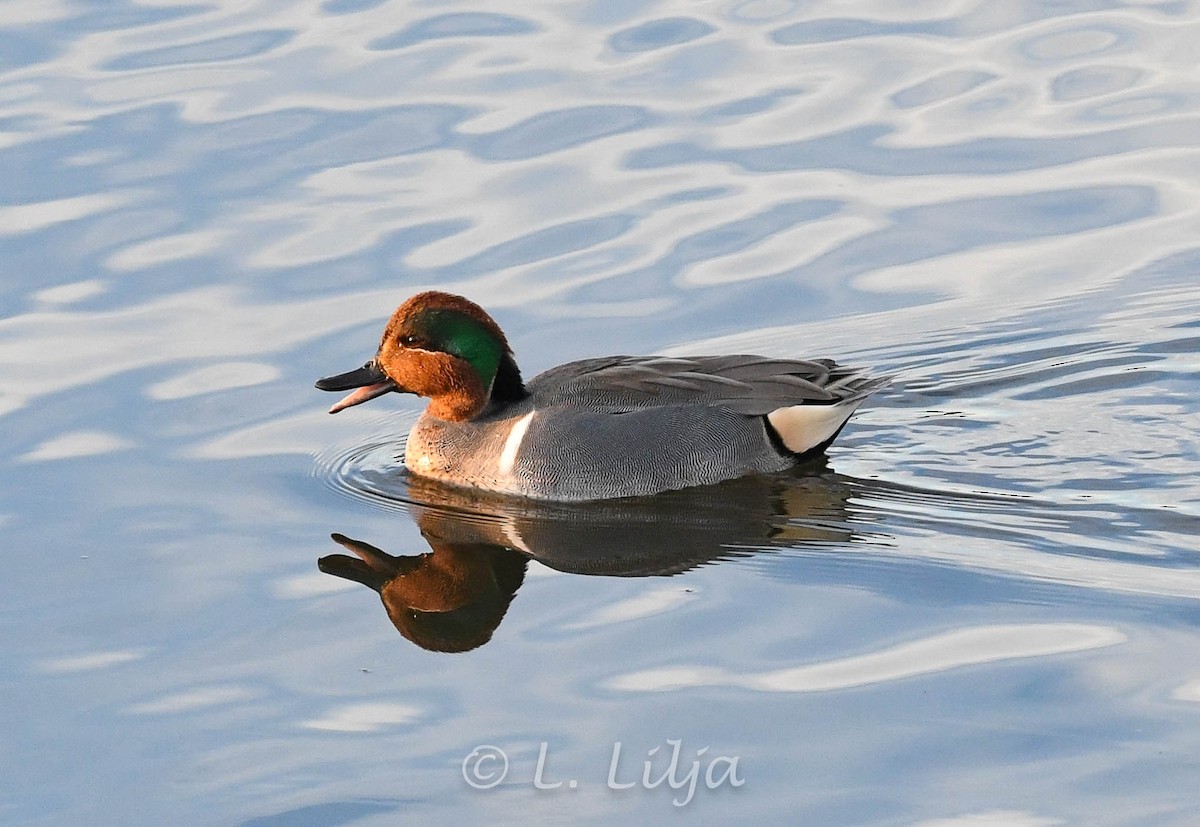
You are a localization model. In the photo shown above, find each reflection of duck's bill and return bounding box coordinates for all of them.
[318,533,396,590]
[315,361,398,414]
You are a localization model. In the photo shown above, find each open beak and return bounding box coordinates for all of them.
[318,533,411,591]
[315,360,397,414]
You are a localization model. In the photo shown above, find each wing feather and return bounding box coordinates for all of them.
[527,354,885,416]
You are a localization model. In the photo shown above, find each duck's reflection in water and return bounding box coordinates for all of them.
[321,534,527,653]
[320,462,861,652]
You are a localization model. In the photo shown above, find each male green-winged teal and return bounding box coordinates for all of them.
[316,291,885,501]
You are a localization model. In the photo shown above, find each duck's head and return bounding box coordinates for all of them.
[316,291,525,421]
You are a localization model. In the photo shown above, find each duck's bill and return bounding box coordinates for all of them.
[315,361,397,414]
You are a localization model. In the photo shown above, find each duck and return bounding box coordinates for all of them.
[316,291,886,501]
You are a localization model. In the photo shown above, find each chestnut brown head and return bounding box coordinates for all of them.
[316,292,525,421]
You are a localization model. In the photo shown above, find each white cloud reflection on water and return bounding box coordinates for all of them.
[913,811,1065,827]
[19,429,135,461]
[563,584,700,630]
[146,361,280,400]
[607,623,1126,692]
[127,685,259,715]
[301,702,424,733]
[34,649,148,673]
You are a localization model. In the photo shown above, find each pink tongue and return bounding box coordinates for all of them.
[328,382,392,414]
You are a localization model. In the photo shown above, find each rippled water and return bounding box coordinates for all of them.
[4,1,1200,824]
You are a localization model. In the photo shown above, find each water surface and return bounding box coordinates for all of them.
[3,1,1200,824]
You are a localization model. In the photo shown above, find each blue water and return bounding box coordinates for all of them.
[3,1,1200,824]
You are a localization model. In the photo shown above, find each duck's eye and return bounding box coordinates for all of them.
[399,334,429,349]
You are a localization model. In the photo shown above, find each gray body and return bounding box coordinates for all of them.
[404,354,885,501]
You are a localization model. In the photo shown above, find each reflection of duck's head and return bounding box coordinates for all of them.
[319,464,866,652]
[319,533,526,653]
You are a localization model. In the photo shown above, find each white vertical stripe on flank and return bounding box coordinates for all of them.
[497,411,534,475]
